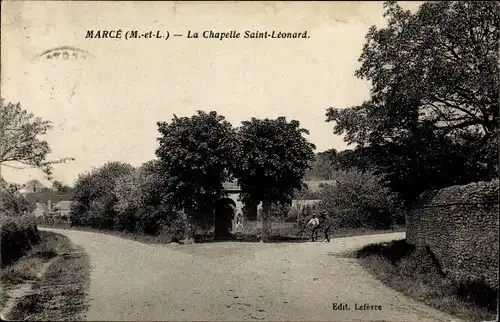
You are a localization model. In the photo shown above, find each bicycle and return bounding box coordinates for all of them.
[297,225,315,241]
[297,224,331,242]
[297,228,308,241]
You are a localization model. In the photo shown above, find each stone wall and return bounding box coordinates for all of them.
[407,180,499,288]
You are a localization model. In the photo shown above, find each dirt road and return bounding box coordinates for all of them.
[44,229,460,321]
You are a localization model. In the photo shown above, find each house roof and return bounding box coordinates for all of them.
[23,192,74,207]
[18,187,33,194]
[53,200,72,211]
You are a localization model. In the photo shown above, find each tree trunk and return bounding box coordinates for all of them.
[183,208,195,244]
[244,201,258,221]
[296,201,303,227]
[261,200,271,242]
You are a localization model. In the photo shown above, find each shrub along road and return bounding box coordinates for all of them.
[42,228,461,321]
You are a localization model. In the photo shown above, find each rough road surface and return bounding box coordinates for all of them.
[43,229,461,321]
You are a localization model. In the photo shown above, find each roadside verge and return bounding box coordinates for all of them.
[1,231,90,321]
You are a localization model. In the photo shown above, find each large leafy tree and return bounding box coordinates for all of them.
[0,99,74,180]
[326,1,499,207]
[156,111,238,242]
[70,161,134,228]
[304,149,338,180]
[113,160,184,236]
[234,117,316,241]
[331,148,375,173]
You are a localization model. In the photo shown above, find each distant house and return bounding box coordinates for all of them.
[53,200,72,216]
[32,202,50,218]
[18,189,74,218]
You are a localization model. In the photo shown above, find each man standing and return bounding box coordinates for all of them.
[306,214,320,241]
[320,212,333,242]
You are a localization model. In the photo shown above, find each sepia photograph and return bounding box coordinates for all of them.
[0,1,498,321]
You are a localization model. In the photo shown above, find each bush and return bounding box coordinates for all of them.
[293,185,321,200]
[285,207,299,222]
[270,203,292,222]
[69,160,188,238]
[158,215,186,242]
[135,206,185,236]
[0,215,40,266]
[113,161,185,236]
[455,278,498,313]
[318,170,402,229]
[70,161,135,229]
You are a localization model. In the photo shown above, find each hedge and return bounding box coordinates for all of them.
[0,215,40,267]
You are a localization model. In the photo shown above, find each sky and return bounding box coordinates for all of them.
[1,1,422,186]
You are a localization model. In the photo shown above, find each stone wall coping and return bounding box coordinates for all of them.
[418,200,499,208]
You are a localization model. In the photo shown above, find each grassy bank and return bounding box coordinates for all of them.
[355,239,498,322]
[39,221,404,244]
[1,215,40,311]
[1,231,90,321]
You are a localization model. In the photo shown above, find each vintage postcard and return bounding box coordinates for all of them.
[1,1,498,321]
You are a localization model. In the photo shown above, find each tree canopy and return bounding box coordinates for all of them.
[0,99,74,180]
[304,149,338,180]
[156,111,238,240]
[52,180,72,193]
[304,148,376,180]
[70,161,135,228]
[234,117,316,240]
[113,160,183,235]
[326,1,499,206]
